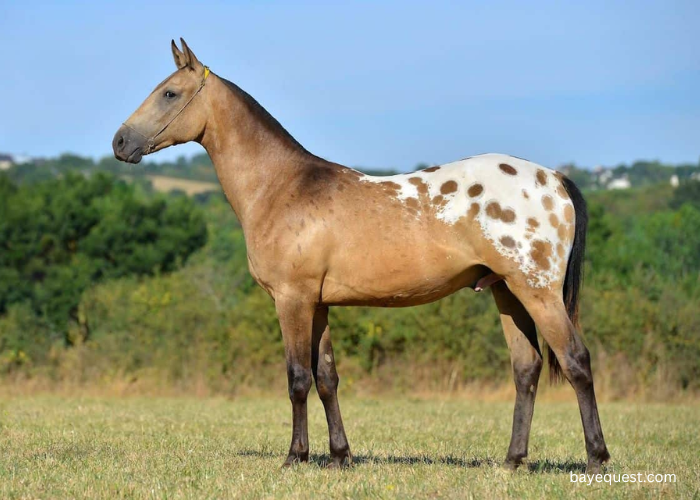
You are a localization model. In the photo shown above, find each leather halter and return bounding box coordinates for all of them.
[122,66,210,154]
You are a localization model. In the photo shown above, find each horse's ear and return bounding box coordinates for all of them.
[180,38,203,72]
[171,39,188,69]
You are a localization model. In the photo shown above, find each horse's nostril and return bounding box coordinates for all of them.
[118,136,124,147]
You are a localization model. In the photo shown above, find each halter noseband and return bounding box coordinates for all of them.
[123,66,210,155]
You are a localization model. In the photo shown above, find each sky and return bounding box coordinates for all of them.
[0,0,698,172]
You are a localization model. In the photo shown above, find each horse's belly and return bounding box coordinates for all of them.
[320,241,485,307]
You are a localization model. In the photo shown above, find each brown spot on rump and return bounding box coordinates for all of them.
[536,169,548,186]
[501,208,516,223]
[564,204,575,223]
[542,194,554,211]
[468,202,480,219]
[499,163,518,175]
[486,201,502,219]
[557,243,565,258]
[431,195,447,207]
[522,189,529,199]
[408,176,429,195]
[530,240,552,271]
[557,223,567,240]
[423,166,441,172]
[567,223,576,240]
[486,201,516,223]
[549,213,559,228]
[467,183,484,197]
[440,180,458,194]
[405,197,420,209]
[500,236,516,248]
[556,184,568,199]
[527,217,540,228]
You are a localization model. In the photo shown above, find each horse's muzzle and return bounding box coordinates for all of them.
[112,125,144,164]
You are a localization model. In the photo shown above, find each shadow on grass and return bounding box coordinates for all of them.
[526,459,587,474]
[343,454,496,468]
[236,449,587,474]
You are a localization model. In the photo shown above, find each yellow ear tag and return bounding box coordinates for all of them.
[203,66,210,81]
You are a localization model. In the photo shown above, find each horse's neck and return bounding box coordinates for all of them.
[199,75,311,228]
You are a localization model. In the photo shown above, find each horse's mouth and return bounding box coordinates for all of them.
[125,148,143,164]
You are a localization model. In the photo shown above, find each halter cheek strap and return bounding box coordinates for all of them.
[123,66,210,155]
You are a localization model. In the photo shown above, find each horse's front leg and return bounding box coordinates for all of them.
[276,296,316,467]
[312,306,352,467]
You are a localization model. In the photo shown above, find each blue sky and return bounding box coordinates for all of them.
[1,1,698,171]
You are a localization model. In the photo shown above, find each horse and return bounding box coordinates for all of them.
[113,39,610,473]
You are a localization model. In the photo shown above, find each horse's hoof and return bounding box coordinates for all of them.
[327,453,353,469]
[282,454,308,468]
[585,449,611,475]
[503,456,524,471]
[585,463,602,475]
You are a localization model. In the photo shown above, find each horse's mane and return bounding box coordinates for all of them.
[220,77,308,153]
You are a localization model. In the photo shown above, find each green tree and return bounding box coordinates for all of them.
[0,172,207,343]
[670,180,700,211]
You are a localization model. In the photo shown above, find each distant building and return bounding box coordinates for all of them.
[0,153,13,170]
[12,154,32,164]
[598,169,613,185]
[670,174,680,187]
[607,176,631,190]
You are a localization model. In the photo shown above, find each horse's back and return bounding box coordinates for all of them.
[354,153,577,289]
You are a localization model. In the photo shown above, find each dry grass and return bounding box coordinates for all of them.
[122,174,220,195]
[145,175,219,195]
[0,395,697,499]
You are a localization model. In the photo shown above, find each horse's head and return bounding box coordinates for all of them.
[113,39,210,164]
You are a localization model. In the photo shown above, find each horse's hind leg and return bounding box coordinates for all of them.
[509,284,610,474]
[312,307,352,467]
[492,281,543,469]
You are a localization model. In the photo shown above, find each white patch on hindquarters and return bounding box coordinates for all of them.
[359,154,575,288]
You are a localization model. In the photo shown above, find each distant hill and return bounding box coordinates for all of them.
[560,159,700,191]
[2,152,699,193]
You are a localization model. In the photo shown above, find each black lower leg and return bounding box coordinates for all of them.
[492,282,542,469]
[284,362,312,465]
[565,339,610,473]
[312,308,351,467]
[505,358,542,468]
[276,298,315,467]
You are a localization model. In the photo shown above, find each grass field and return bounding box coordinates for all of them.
[0,395,697,499]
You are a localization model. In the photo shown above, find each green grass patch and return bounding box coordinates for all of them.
[0,396,697,498]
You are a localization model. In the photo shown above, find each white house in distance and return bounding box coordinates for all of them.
[0,153,14,170]
[607,175,631,190]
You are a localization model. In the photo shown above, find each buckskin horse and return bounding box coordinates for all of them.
[113,39,610,473]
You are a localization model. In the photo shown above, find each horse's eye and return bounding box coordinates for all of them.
[164,90,177,99]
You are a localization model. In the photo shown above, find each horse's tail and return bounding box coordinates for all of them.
[548,174,588,384]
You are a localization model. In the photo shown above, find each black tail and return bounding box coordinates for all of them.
[548,174,588,383]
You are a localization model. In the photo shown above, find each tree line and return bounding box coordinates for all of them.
[0,157,698,397]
